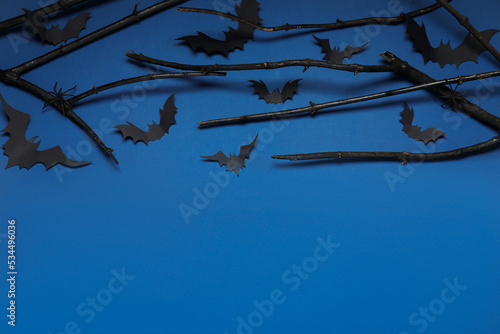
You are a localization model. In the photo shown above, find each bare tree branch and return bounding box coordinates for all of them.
[177,1,449,32]
[68,71,227,105]
[272,135,500,164]
[0,0,91,32]
[9,0,188,76]
[435,0,500,64]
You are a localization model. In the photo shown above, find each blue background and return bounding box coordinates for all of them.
[0,0,499,333]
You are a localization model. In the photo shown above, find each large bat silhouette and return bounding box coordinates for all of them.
[177,0,262,56]
[114,95,176,145]
[403,14,499,68]
[248,79,301,104]
[400,102,446,144]
[23,9,91,45]
[0,94,91,170]
[202,135,258,176]
[313,35,368,63]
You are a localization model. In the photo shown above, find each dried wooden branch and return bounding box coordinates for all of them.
[68,72,227,105]
[197,67,500,127]
[126,52,395,74]
[10,0,188,76]
[272,135,500,164]
[177,1,449,32]
[0,0,91,32]
[0,0,188,164]
[435,0,500,64]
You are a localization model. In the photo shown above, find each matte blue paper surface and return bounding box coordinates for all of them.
[0,1,499,333]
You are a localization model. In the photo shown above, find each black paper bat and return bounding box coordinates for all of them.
[114,94,176,145]
[403,14,499,68]
[400,102,446,144]
[177,0,262,56]
[22,8,90,45]
[313,35,368,63]
[202,135,258,176]
[0,94,91,170]
[248,79,301,104]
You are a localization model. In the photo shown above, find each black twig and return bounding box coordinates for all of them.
[0,0,91,32]
[68,72,227,105]
[177,1,449,32]
[435,0,500,64]
[272,135,500,163]
[126,52,396,74]
[9,0,188,76]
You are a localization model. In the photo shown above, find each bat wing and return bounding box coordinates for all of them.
[404,14,435,64]
[417,128,447,145]
[341,42,368,60]
[400,102,446,144]
[313,35,334,61]
[0,94,90,170]
[45,12,91,45]
[114,95,176,145]
[177,0,262,56]
[249,80,271,101]
[22,9,90,45]
[238,134,258,161]
[280,79,301,103]
[201,151,230,167]
[113,122,150,145]
[22,9,49,41]
[443,29,500,68]
[159,94,177,134]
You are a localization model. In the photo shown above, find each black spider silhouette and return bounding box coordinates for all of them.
[441,80,470,111]
[42,82,76,115]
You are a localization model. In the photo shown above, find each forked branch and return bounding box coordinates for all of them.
[435,0,500,64]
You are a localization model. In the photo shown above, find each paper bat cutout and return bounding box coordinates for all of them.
[22,9,90,45]
[202,135,258,176]
[313,35,368,63]
[113,94,176,145]
[403,14,499,68]
[400,102,446,144]
[177,0,262,56]
[0,94,91,170]
[248,79,301,104]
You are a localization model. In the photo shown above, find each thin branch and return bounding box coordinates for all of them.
[0,0,91,32]
[382,52,500,130]
[0,70,118,164]
[68,71,227,104]
[9,0,188,76]
[195,52,500,129]
[177,0,449,32]
[126,52,396,73]
[435,0,500,64]
[197,68,500,127]
[271,135,500,163]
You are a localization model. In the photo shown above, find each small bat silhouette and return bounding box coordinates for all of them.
[202,135,258,176]
[313,35,368,63]
[403,14,499,68]
[177,0,262,56]
[400,102,446,144]
[114,94,177,145]
[248,79,301,104]
[0,94,91,170]
[22,9,90,45]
